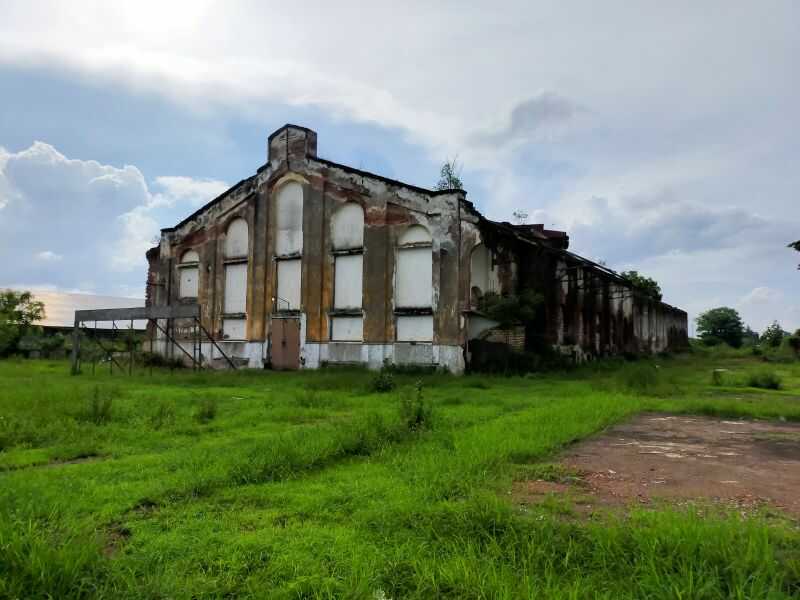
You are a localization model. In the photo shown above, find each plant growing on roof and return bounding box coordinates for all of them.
[620,270,663,302]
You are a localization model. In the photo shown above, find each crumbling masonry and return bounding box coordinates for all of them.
[146,125,688,372]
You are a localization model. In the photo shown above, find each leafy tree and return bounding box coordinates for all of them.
[0,290,45,356]
[790,240,800,269]
[435,158,464,191]
[479,290,543,328]
[620,270,663,302]
[696,307,745,348]
[788,329,800,356]
[760,321,785,348]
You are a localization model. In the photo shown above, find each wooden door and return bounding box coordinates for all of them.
[271,318,300,370]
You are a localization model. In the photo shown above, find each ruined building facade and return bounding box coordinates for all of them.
[146,125,688,372]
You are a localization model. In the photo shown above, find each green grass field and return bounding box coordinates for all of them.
[1,348,799,599]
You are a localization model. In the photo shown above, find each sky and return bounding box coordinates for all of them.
[0,1,798,333]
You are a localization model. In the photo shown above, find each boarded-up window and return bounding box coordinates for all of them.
[223,218,249,339]
[178,249,199,298]
[396,315,433,342]
[396,247,432,308]
[225,219,248,258]
[224,263,247,313]
[331,202,364,250]
[331,316,363,341]
[276,258,301,310]
[222,318,246,340]
[275,182,303,255]
[395,225,433,342]
[331,202,364,341]
[396,224,433,309]
[334,254,363,309]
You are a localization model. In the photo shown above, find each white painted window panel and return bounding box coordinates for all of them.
[181,249,200,263]
[224,263,247,313]
[331,203,364,249]
[396,315,433,342]
[331,316,363,341]
[399,225,431,245]
[396,247,432,308]
[222,318,246,340]
[334,254,363,309]
[225,219,249,258]
[277,259,301,310]
[276,182,303,255]
[179,266,199,298]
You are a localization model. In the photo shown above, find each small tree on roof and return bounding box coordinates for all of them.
[435,158,464,191]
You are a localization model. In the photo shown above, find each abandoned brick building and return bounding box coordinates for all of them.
[145,124,688,372]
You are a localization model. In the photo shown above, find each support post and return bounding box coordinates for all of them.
[129,318,134,375]
[70,319,81,375]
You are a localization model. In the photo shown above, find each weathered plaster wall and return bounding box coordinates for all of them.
[146,124,686,373]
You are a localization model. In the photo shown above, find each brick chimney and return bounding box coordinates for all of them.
[268,124,318,163]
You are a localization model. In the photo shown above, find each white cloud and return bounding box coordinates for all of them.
[150,176,229,208]
[35,250,62,262]
[740,287,784,306]
[0,141,227,292]
[0,2,798,330]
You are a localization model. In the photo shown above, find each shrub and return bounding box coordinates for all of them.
[139,351,185,369]
[194,398,217,423]
[710,369,726,386]
[82,386,115,424]
[745,370,782,390]
[399,380,434,432]
[370,368,396,393]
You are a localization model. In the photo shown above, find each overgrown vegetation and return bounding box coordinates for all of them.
[478,289,542,327]
[0,352,799,598]
[620,270,663,302]
[745,369,783,390]
[0,289,45,356]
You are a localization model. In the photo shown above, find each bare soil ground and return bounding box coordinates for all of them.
[515,413,800,518]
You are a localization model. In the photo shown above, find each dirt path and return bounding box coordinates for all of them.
[516,413,800,518]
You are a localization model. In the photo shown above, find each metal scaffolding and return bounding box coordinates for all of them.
[70,304,235,375]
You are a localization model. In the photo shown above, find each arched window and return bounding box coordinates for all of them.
[331,202,365,341]
[331,202,364,250]
[275,182,303,256]
[225,218,248,258]
[275,182,303,311]
[395,225,433,342]
[178,249,200,299]
[470,243,497,307]
[223,218,249,340]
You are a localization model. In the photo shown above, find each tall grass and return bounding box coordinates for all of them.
[0,355,798,597]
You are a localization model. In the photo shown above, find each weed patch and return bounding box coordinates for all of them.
[80,385,116,424]
[399,380,435,432]
[746,369,783,390]
[193,398,217,423]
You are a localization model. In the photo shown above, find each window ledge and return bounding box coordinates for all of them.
[394,308,433,316]
[329,309,363,317]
